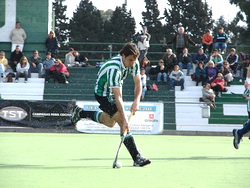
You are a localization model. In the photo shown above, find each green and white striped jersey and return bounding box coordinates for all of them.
[244,88,250,112]
[94,55,140,98]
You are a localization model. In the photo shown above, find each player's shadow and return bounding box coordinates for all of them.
[151,156,250,161]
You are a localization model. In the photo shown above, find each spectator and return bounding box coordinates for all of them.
[201,83,216,109]
[15,56,30,83]
[220,60,234,86]
[9,22,27,52]
[172,26,197,59]
[162,48,178,74]
[49,59,69,84]
[9,45,24,72]
[45,30,60,57]
[210,49,223,69]
[239,52,250,80]
[194,61,206,86]
[0,51,8,74]
[137,26,151,62]
[204,61,219,84]
[156,59,168,84]
[140,56,150,78]
[178,48,192,76]
[211,73,227,97]
[213,26,228,54]
[42,52,55,82]
[202,29,213,55]
[73,51,89,67]
[65,48,76,67]
[169,65,185,91]
[29,50,43,78]
[140,68,147,101]
[193,48,208,66]
[226,48,239,75]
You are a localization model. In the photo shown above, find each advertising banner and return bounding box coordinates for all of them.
[0,100,74,128]
[76,101,164,135]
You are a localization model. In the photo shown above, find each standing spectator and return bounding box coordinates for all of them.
[178,48,193,76]
[15,56,30,83]
[65,48,76,67]
[172,26,197,59]
[211,73,227,97]
[137,26,151,62]
[202,29,213,55]
[239,52,250,80]
[162,48,178,74]
[220,60,234,86]
[194,61,206,86]
[193,48,208,66]
[45,30,60,57]
[156,59,168,84]
[169,65,185,91]
[140,68,147,101]
[213,27,228,54]
[226,48,239,75]
[201,83,216,109]
[210,49,223,69]
[29,50,43,78]
[9,22,27,52]
[204,61,219,84]
[42,52,55,82]
[9,45,24,72]
[49,59,69,84]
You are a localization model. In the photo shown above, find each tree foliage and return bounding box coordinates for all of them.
[53,0,69,43]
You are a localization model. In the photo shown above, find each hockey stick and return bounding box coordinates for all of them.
[112,111,134,168]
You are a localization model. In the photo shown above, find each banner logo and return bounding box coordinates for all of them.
[0,106,28,121]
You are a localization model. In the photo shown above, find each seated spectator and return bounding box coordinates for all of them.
[73,51,89,67]
[15,56,30,83]
[213,26,228,54]
[169,65,185,91]
[204,61,219,84]
[210,49,223,69]
[29,50,43,78]
[162,48,178,75]
[0,51,8,81]
[9,45,24,72]
[202,29,213,55]
[140,56,150,77]
[140,68,147,100]
[65,48,76,67]
[178,48,192,76]
[226,48,239,75]
[201,83,216,109]
[193,48,208,66]
[45,30,59,57]
[156,59,168,84]
[42,52,55,82]
[220,60,234,86]
[211,73,227,97]
[49,59,69,84]
[194,61,206,86]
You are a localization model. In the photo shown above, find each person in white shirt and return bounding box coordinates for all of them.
[137,26,151,62]
[140,68,147,100]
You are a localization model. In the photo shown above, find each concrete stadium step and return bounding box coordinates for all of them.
[15,78,44,83]
[177,124,243,132]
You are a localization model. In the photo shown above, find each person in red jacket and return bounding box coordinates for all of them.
[49,59,69,84]
[211,73,227,97]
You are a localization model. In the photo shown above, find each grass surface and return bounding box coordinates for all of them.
[0,133,250,188]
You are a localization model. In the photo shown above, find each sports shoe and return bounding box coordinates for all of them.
[71,105,83,125]
[133,154,151,167]
[233,129,242,149]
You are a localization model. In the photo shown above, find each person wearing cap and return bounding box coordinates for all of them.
[137,26,151,62]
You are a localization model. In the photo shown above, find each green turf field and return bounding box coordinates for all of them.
[0,132,249,188]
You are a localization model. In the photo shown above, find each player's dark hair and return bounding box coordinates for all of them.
[120,42,140,58]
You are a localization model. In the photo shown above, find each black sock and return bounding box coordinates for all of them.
[238,121,250,136]
[79,110,102,123]
[123,134,139,161]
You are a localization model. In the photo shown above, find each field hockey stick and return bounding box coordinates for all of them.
[112,111,134,168]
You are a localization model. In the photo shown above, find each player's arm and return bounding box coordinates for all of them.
[113,87,129,133]
[131,74,142,113]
